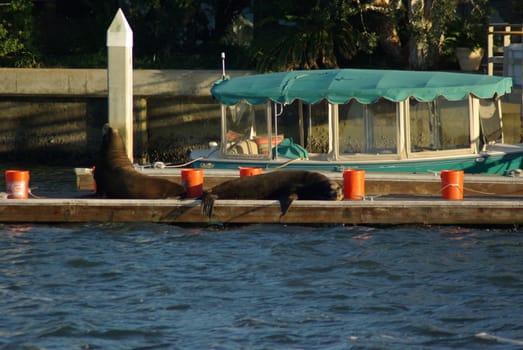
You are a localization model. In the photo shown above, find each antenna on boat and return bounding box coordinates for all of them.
[221,52,226,80]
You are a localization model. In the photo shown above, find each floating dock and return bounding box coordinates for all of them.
[1,196,523,225]
[0,169,521,225]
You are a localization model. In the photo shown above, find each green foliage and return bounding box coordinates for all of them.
[0,0,498,71]
[443,0,491,52]
[34,0,119,68]
[0,0,39,67]
[512,0,523,22]
[404,0,457,68]
[126,0,209,60]
[250,0,379,72]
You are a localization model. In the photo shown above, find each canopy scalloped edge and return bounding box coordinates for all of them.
[210,69,513,106]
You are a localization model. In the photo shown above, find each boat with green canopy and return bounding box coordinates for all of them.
[189,68,523,174]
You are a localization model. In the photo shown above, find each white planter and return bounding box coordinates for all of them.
[456,47,484,72]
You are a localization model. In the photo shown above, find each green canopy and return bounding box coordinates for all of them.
[211,69,513,105]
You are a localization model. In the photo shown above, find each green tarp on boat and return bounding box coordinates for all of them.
[211,69,513,105]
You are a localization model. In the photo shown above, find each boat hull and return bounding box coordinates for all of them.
[190,148,523,175]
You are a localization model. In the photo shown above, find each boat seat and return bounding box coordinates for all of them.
[228,139,259,155]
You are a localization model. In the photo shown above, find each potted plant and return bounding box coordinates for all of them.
[443,0,490,71]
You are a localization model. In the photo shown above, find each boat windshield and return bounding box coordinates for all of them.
[223,102,270,157]
[409,97,470,152]
[222,100,327,159]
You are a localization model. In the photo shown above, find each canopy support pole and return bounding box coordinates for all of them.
[298,101,305,146]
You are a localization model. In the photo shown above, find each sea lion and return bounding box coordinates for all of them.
[200,170,343,217]
[93,124,185,199]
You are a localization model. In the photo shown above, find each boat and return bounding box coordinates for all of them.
[188,68,523,175]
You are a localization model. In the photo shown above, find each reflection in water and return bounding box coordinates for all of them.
[3,224,33,237]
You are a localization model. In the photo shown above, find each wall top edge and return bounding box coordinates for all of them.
[0,69,254,97]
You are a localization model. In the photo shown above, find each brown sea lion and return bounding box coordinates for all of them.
[93,124,185,199]
[200,170,343,217]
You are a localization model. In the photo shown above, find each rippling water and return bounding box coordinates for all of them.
[1,223,522,349]
[1,165,523,349]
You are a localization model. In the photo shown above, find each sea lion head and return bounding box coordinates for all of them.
[310,179,344,201]
[295,177,344,201]
[303,171,343,201]
[327,180,344,201]
[99,123,133,168]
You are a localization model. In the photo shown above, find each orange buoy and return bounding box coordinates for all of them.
[239,167,263,177]
[440,170,464,200]
[5,170,30,199]
[343,169,365,200]
[181,169,204,198]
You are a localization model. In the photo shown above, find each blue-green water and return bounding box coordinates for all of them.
[1,223,523,349]
[1,166,523,349]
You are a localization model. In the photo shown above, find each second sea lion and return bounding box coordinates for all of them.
[200,170,343,217]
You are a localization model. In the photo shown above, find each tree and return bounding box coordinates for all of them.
[0,0,468,70]
[211,0,251,43]
[0,0,39,67]
[404,0,456,69]
[250,0,379,72]
[123,0,251,68]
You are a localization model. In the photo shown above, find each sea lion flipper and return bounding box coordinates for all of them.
[200,192,218,218]
[279,193,298,217]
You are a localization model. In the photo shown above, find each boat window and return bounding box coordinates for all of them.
[409,97,469,152]
[223,102,268,157]
[338,99,397,155]
[276,100,329,154]
[305,101,329,153]
[479,98,503,144]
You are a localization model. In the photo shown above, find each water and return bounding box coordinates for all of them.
[0,223,522,349]
[1,166,523,349]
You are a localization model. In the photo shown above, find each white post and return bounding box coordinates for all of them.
[487,25,494,75]
[107,8,133,161]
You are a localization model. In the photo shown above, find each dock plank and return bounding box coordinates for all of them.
[1,198,523,225]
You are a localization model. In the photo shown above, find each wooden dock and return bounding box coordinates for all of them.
[1,196,523,225]
[1,168,519,225]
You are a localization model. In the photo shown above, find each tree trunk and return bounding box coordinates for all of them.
[407,0,431,69]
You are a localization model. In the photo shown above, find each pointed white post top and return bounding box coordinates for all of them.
[107,8,133,47]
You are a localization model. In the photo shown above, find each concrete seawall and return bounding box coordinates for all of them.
[0,68,253,166]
